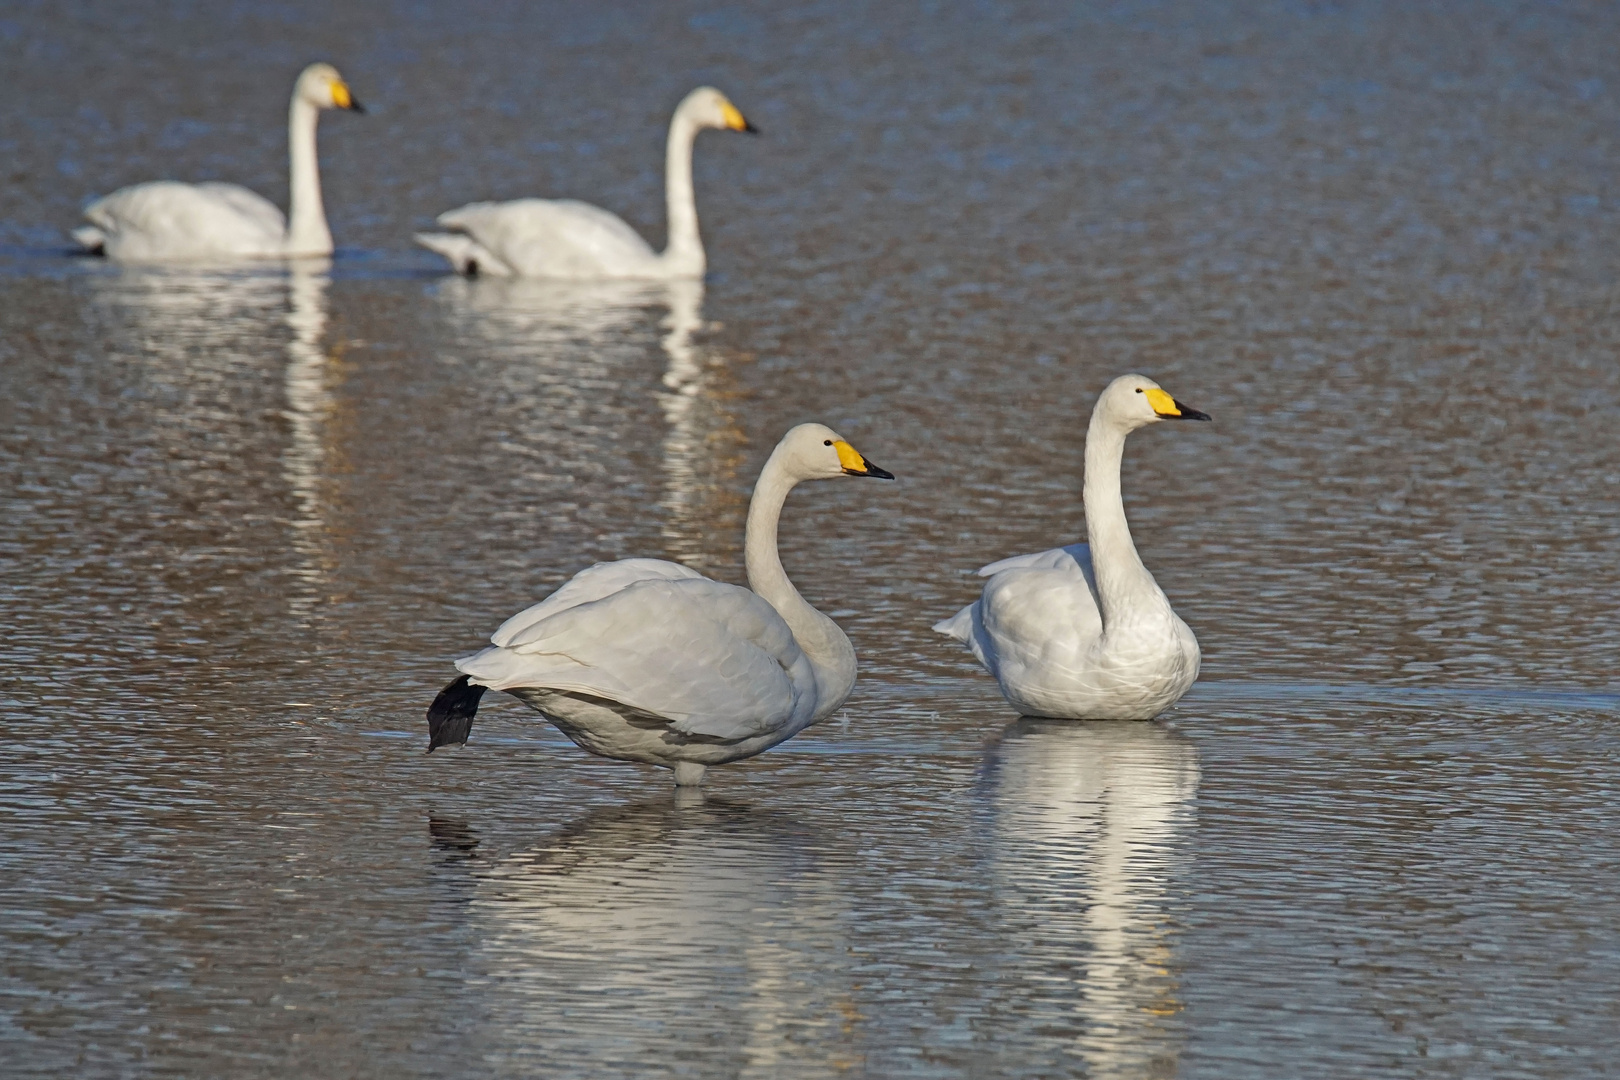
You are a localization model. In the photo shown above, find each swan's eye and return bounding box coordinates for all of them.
[1135,388,1143,393]
[824,439,833,446]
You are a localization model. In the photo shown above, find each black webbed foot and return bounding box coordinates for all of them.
[427,674,486,752]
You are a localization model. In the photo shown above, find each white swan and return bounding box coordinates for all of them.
[427,423,893,786]
[414,86,757,278]
[72,64,364,261]
[935,374,1210,719]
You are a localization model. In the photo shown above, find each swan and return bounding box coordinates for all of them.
[426,423,893,786]
[934,374,1210,719]
[414,86,757,278]
[72,64,364,261]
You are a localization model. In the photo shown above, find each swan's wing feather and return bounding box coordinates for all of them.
[534,199,654,252]
[936,546,1102,680]
[977,543,1092,577]
[463,577,811,740]
[976,546,1103,675]
[81,180,285,257]
[491,558,704,647]
[436,198,656,276]
[193,182,287,234]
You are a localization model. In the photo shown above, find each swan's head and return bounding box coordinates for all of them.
[680,86,759,135]
[1101,374,1211,430]
[295,63,365,113]
[774,423,895,482]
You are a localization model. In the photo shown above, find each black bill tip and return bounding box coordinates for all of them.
[846,460,895,479]
[1171,400,1211,421]
[742,119,760,134]
[348,98,367,114]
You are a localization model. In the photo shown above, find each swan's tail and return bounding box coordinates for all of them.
[427,674,487,752]
[71,225,107,254]
[415,232,504,276]
[932,603,977,643]
[933,601,1000,680]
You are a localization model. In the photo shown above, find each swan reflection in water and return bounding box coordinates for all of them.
[430,799,859,1077]
[81,263,345,620]
[281,261,342,622]
[655,279,747,573]
[980,718,1200,1077]
[428,276,746,572]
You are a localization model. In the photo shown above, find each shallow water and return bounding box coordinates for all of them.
[3,1,1620,1076]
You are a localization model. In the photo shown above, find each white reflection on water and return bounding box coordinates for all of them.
[82,264,288,378]
[429,275,674,348]
[980,719,1200,1078]
[428,276,745,569]
[656,279,747,571]
[80,262,345,624]
[282,261,335,622]
[448,800,857,1077]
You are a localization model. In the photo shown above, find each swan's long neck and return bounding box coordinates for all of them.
[1083,411,1168,631]
[284,97,333,257]
[661,108,705,276]
[745,454,854,711]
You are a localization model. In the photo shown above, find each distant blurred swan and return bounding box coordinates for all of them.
[73,64,364,261]
[426,423,893,786]
[415,87,757,278]
[935,374,1210,719]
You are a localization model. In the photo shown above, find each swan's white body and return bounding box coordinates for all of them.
[73,64,362,261]
[935,375,1210,720]
[416,87,755,279]
[435,424,892,785]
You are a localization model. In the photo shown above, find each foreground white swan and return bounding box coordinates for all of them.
[415,87,757,278]
[935,374,1210,719]
[72,64,364,261]
[427,423,893,785]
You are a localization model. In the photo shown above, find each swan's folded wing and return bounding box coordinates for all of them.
[491,558,705,647]
[194,183,288,235]
[465,577,814,741]
[936,547,1096,669]
[437,198,656,275]
[83,181,286,255]
[532,199,654,255]
[977,543,1092,577]
[976,547,1103,674]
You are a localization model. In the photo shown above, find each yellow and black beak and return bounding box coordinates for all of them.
[833,440,895,479]
[720,100,759,135]
[333,81,365,114]
[1145,386,1211,421]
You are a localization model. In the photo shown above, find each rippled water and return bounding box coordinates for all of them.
[3,2,1620,1076]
